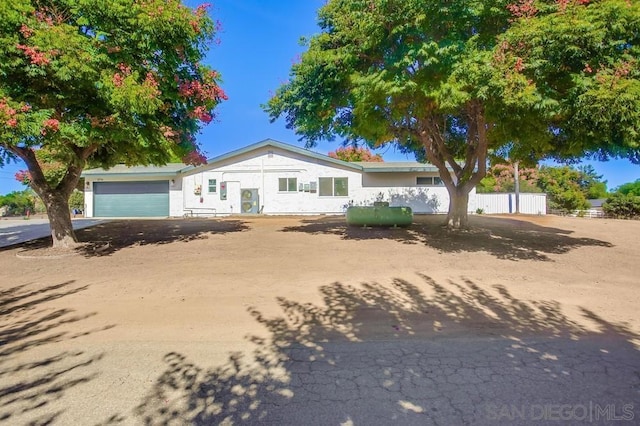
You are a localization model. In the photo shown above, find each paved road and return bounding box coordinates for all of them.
[129,333,639,425]
[0,218,106,247]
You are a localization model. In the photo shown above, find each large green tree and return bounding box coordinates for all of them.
[576,165,608,199]
[0,0,226,248]
[616,179,640,196]
[266,0,640,229]
[537,165,590,212]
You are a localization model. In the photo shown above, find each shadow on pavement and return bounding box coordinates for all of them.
[281,215,612,261]
[8,219,250,257]
[126,275,639,425]
[0,281,115,424]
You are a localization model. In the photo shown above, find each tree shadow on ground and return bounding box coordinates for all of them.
[281,215,612,261]
[8,218,250,257]
[0,281,115,424]
[130,275,639,425]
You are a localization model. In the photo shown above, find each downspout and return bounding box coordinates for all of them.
[261,157,265,213]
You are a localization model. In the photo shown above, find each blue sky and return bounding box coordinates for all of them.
[1,0,638,194]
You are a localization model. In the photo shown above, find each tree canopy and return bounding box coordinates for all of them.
[615,178,640,196]
[0,0,226,247]
[497,0,640,163]
[266,0,640,228]
[537,165,591,212]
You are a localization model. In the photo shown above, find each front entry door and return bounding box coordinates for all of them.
[240,188,260,214]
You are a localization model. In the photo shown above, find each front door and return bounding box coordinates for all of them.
[240,188,260,214]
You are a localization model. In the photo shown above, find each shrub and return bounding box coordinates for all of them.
[0,190,35,216]
[602,194,640,219]
[69,189,84,211]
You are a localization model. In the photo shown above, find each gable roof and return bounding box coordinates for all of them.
[181,138,363,172]
[81,139,445,178]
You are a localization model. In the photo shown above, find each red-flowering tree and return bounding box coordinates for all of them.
[328,146,383,162]
[477,163,541,193]
[0,0,226,248]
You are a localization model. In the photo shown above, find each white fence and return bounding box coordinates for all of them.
[475,193,547,215]
[549,209,606,218]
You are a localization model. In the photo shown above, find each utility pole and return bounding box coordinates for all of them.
[514,161,520,214]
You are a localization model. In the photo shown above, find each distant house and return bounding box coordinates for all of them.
[81,139,459,218]
[583,198,608,218]
[588,199,607,211]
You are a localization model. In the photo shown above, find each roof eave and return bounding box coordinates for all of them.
[362,167,444,173]
[81,171,180,178]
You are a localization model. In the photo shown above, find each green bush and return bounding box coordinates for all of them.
[602,194,640,219]
[69,189,84,211]
[0,190,35,216]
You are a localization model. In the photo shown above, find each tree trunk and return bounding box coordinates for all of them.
[417,101,488,231]
[7,145,95,250]
[41,190,78,249]
[446,188,470,229]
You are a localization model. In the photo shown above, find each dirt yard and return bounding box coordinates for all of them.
[1,214,639,424]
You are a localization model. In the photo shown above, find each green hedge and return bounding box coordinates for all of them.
[603,194,640,219]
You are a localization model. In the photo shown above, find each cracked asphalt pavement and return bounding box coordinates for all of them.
[135,314,639,425]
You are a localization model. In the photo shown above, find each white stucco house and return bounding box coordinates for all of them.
[81,139,474,218]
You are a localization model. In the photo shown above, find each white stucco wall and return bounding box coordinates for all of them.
[169,177,184,217]
[180,146,363,215]
[84,180,94,217]
[177,147,459,216]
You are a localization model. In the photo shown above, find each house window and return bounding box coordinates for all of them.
[208,179,217,193]
[319,177,348,196]
[278,177,297,192]
[417,176,443,186]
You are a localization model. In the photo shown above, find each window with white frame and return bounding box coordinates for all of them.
[416,176,443,186]
[278,177,297,192]
[208,179,217,193]
[318,177,348,196]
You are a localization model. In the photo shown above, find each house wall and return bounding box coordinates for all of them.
[356,172,456,214]
[180,146,364,215]
[84,180,94,217]
[178,147,463,216]
[170,178,184,217]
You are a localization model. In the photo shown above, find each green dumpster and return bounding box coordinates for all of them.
[346,205,413,227]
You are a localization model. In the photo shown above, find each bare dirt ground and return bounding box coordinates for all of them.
[1,215,639,425]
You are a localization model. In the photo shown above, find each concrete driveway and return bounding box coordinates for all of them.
[0,217,106,248]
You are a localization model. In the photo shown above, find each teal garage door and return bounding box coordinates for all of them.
[94,181,169,217]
